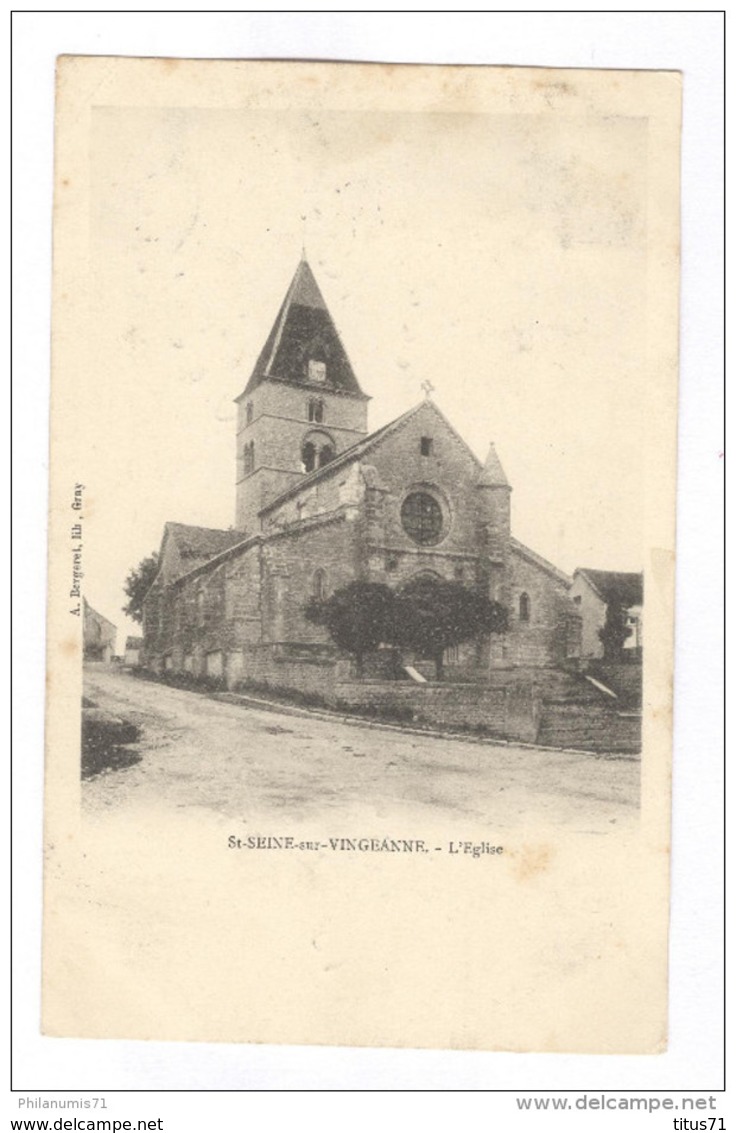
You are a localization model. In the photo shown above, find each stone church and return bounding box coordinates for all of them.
[142,257,579,692]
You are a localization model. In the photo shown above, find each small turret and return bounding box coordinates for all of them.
[477,442,510,489]
[476,440,512,577]
[476,443,512,541]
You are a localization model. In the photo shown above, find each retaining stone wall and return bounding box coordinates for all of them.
[333,679,537,741]
[235,644,337,700]
[537,703,641,753]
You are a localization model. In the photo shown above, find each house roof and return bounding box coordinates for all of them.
[239,257,366,400]
[575,568,643,607]
[82,597,117,630]
[259,398,480,517]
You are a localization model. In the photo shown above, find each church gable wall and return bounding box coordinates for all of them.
[373,412,482,547]
[259,408,493,598]
[157,532,184,585]
[352,410,489,588]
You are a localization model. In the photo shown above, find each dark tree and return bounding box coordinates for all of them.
[598,602,632,660]
[122,553,160,625]
[393,576,507,680]
[304,580,395,676]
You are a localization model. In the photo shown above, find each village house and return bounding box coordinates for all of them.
[83,598,117,663]
[124,636,144,667]
[569,568,644,661]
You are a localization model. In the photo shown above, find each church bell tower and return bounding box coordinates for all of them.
[234,257,369,533]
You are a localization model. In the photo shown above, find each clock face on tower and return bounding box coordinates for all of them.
[308,359,326,383]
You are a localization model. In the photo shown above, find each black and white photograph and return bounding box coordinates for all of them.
[41,55,681,1058]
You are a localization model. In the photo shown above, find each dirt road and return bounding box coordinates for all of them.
[82,666,639,833]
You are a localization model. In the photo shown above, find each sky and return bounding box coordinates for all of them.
[84,103,650,644]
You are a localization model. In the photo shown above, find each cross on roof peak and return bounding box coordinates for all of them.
[420,379,435,399]
[300,215,308,261]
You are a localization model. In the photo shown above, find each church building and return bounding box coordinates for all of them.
[142,257,579,691]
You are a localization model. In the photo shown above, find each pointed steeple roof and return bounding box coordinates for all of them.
[240,258,367,399]
[477,442,510,488]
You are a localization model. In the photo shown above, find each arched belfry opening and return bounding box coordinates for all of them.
[301,430,336,473]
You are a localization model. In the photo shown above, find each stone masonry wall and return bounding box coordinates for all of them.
[333,679,538,741]
[235,644,337,698]
[260,512,360,644]
[236,380,367,531]
[143,543,262,675]
[143,512,361,674]
[354,404,498,590]
[536,703,641,754]
[506,548,572,668]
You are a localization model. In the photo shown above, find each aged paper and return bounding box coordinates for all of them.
[44,58,680,1053]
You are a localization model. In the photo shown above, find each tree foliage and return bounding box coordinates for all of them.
[393,576,507,679]
[122,552,160,625]
[305,581,395,675]
[305,576,507,680]
[598,601,632,660]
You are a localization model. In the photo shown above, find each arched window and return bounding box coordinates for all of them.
[302,441,316,473]
[308,398,325,424]
[246,401,253,424]
[519,592,531,622]
[312,569,328,600]
[196,589,205,627]
[243,440,255,476]
[319,444,335,468]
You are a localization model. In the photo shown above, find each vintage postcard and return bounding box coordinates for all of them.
[43,58,681,1052]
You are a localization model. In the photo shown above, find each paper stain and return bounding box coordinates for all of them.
[510,844,554,882]
[533,79,574,97]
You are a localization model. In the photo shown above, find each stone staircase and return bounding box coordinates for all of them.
[533,671,640,754]
[490,667,641,754]
[489,667,603,703]
[535,702,641,754]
